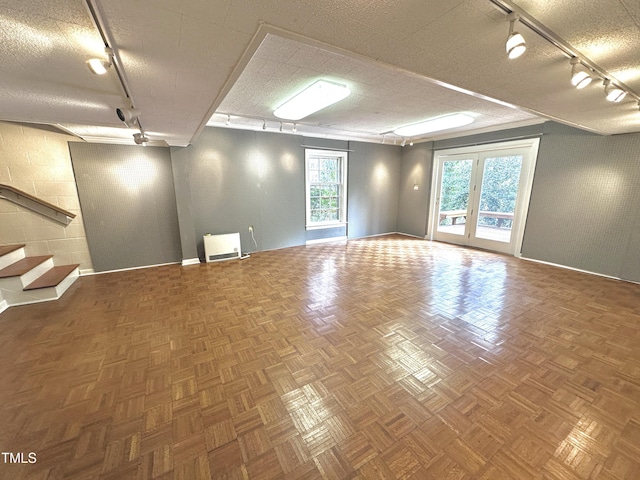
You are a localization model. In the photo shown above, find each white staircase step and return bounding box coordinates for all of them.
[0,255,54,287]
[0,254,79,311]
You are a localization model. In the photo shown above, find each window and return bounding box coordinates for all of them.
[305,149,348,229]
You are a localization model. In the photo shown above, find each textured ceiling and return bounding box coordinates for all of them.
[206,33,542,142]
[0,0,638,146]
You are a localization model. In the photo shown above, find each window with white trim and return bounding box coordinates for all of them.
[305,149,348,229]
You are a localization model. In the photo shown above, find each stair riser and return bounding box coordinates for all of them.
[0,248,26,271]
[20,258,55,288]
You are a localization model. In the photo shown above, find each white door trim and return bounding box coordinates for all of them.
[427,138,540,256]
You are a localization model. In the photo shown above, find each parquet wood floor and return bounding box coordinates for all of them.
[1,235,639,480]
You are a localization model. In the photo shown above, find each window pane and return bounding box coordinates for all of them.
[305,151,347,226]
[437,159,473,236]
[475,155,523,243]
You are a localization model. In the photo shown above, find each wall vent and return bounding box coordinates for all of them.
[204,233,241,263]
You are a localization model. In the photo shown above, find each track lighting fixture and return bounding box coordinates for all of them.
[409,140,414,146]
[570,58,592,89]
[116,107,140,125]
[381,134,385,144]
[506,13,526,59]
[401,138,406,147]
[292,123,297,133]
[87,48,113,75]
[604,79,626,103]
[226,115,230,126]
[133,132,149,145]
[279,122,283,132]
[262,120,266,130]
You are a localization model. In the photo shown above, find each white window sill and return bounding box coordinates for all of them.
[305,222,347,231]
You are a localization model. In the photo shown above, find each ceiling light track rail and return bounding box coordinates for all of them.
[489,0,640,103]
[84,0,150,142]
[214,112,393,140]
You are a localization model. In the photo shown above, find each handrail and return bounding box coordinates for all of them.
[0,183,76,226]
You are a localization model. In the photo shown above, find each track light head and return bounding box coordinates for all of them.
[87,47,113,75]
[401,138,406,147]
[87,58,111,75]
[570,58,592,89]
[506,13,526,59]
[116,107,140,126]
[603,79,626,103]
[262,120,266,130]
[292,123,297,133]
[133,132,149,145]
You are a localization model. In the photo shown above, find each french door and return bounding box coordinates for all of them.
[429,139,539,255]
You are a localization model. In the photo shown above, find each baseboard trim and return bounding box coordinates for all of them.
[79,268,95,276]
[182,258,201,266]
[519,256,640,285]
[88,261,181,275]
[306,236,348,245]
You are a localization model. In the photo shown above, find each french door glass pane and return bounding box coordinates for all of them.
[437,159,473,236]
[475,155,523,243]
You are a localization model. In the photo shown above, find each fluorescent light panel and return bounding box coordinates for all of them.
[274,80,351,120]
[394,113,475,137]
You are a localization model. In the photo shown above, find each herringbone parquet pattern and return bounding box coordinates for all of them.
[1,235,639,479]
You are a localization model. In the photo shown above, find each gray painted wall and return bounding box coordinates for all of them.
[347,141,402,239]
[170,127,403,260]
[396,121,640,283]
[397,142,434,237]
[170,146,199,261]
[69,142,182,272]
[522,122,640,282]
[69,121,640,283]
[171,127,306,261]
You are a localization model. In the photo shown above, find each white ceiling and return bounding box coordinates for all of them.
[1,0,639,146]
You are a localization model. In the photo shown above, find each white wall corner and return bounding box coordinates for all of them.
[0,299,8,315]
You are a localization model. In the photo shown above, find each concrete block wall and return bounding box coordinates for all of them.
[0,122,93,273]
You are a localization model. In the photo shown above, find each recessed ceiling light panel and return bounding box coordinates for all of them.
[393,113,475,137]
[274,80,351,120]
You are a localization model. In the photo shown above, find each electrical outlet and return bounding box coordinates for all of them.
[249,225,254,233]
